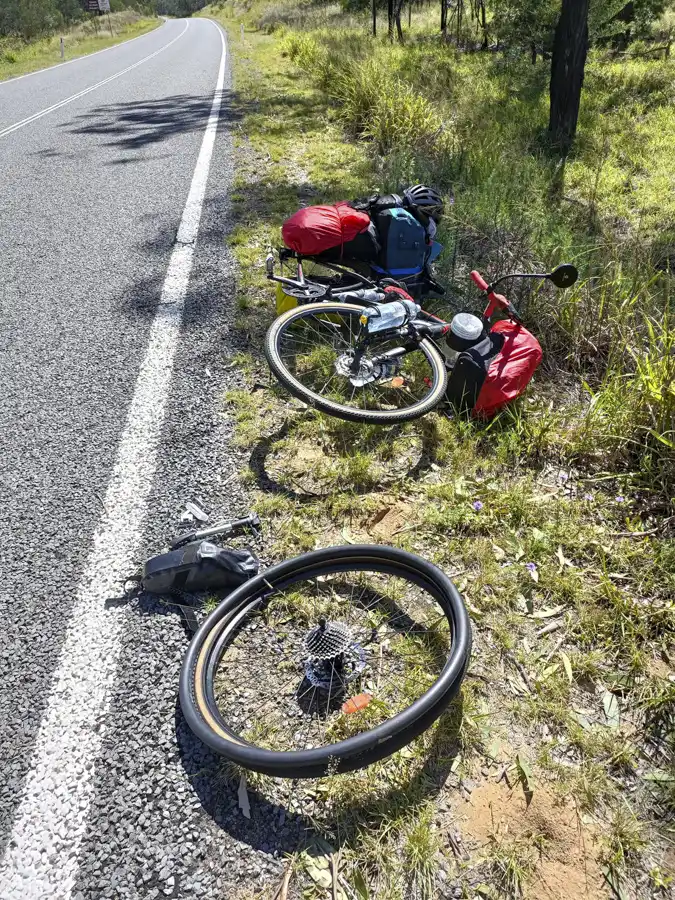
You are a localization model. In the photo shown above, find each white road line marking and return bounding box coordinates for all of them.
[0,18,169,89]
[0,18,190,140]
[0,19,226,900]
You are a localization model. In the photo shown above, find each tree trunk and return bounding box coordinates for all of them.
[480,0,487,48]
[548,0,590,152]
[441,0,447,36]
[388,0,394,41]
[372,0,377,36]
[393,0,405,41]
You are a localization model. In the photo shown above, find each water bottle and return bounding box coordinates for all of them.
[361,298,420,334]
[443,312,485,366]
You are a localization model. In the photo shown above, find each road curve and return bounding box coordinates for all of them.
[0,16,290,900]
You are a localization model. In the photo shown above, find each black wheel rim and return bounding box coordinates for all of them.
[180,546,471,777]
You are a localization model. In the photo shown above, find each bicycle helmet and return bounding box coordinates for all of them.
[403,184,444,225]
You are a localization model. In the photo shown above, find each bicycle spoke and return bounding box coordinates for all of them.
[212,566,455,754]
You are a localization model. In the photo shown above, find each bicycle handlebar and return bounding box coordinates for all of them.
[471,270,522,323]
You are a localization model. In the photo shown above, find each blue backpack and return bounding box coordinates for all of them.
[373,207,429,276]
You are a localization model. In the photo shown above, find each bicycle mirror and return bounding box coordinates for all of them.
[547,263,578,288]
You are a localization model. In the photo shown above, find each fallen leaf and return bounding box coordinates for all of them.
[556,545,575,572]
[508,675,529,696]
[532,527,548,542]
[492,544,506,561]
[476,884,495,899]
[560,651,573,683]
[515,593,529,612]
[341,526,355,545]
[572,711,592,730]
[305,861,332,889]
[603,690,621,729]
[454,476,469,499]
[528,566,539,583]
[238,774,251,819]
[540,663,561,680]
[450,753,462,773]
[530,605,564,619]
[486,739,504,762]
[643,771,675,783]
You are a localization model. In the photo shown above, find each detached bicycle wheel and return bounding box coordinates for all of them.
[180,545,471,778]
[265,302,448,424]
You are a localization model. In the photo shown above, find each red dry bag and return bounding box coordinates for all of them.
[474,320,542,418]
[281,202,376,261]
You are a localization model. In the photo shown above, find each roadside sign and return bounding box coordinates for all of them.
[85,0,110,10]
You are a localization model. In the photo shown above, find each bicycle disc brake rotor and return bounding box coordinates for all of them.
[303,619,366,690]
[334,353,402,388]
[282,283,329,302]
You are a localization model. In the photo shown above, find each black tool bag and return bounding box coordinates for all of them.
[142,540,259,595]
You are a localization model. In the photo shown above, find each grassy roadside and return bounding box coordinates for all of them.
[0,11,161,83]
[206,6,674,899]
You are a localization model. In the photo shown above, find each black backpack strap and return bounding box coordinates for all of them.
[174,600,200,635]
[348,192,381,212]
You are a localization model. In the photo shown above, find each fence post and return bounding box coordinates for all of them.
[60,36,64,59]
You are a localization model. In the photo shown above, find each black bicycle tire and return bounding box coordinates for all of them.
[264,302,448,425]
[179,545,471,778]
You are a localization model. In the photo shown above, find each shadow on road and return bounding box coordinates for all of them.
[63,91,242,153]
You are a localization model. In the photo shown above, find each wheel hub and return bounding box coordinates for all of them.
[335,353,402,388]
[303,619,366,690]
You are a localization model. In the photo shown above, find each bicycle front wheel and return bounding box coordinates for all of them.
[265,302,448,424]
[179,545,471,778]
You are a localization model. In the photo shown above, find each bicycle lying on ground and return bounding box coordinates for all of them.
[180,544,471,778]
[263,251,578,425]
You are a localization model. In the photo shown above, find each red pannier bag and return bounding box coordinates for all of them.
[281,202,375,260]
[474,320,543,418]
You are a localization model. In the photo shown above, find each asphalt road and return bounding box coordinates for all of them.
[0,18,292,899]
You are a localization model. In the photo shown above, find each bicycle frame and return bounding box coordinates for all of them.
[266,250,378,297]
